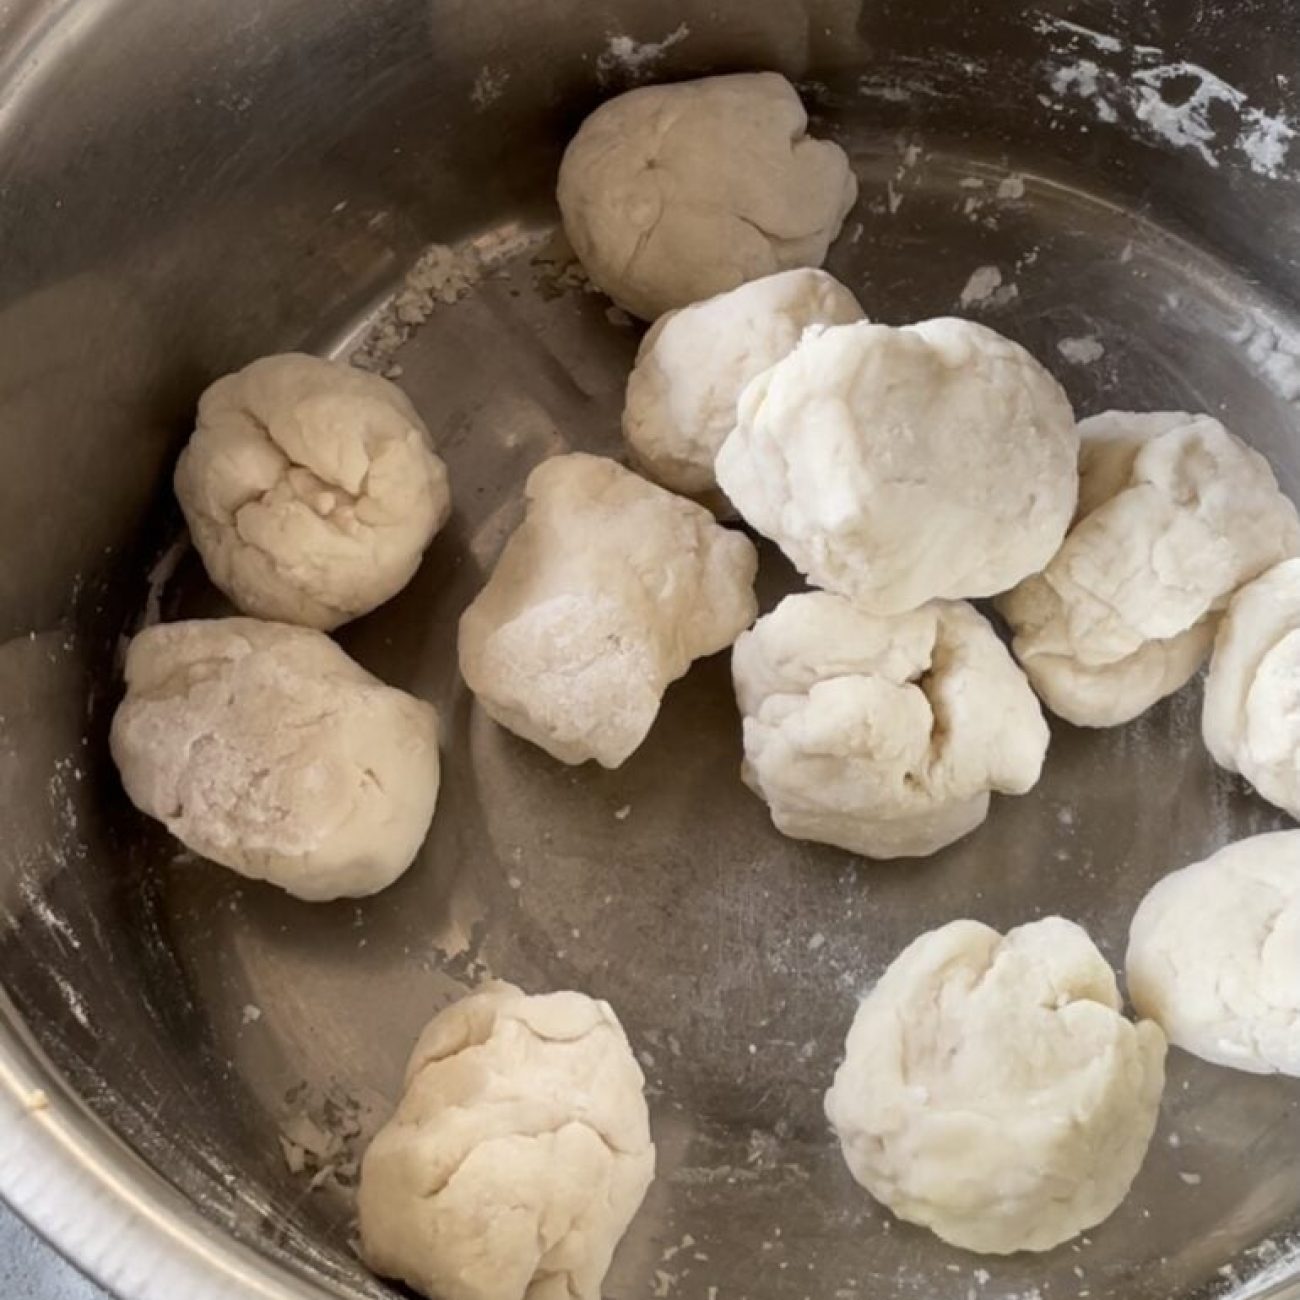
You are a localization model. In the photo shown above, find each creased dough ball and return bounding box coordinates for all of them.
[358,982,655,1300]
[110,618,439,901]
[458,453,757,768]
[1203,559,1300,818]
[623,269,865,497]
[1127,833,1300,1075]
[557,72,857,321]
[716,317,1078,614]
[175,353,451,630]
[733,592,1048,858]
[826,918,1166,1254]
[997,411,1300,727]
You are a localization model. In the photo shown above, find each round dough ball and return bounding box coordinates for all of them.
[733,592,1048,858]
[358,982,655,1300]
[110,618,439,901]
[716,317,1078,614]
[1203,558,1300,818]
[458,453,757,769]
[1127,832,1300,1075]
[997,411,1300,727]
[557,72,857,321]
[175,353,451,630]
[623,269,865,497]
[825,918,1166,1254]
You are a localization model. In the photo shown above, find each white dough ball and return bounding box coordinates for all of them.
[716,317,1078,614]
[557,72,857,321]
[825,918,1166,1254]
[733,592,1048,858]
[1203,558,1300,819]
[175,353,451,630]
[358,982,655,1300]
[623,269,865,497]
[1127,832,1300,1075]
[458,453,757,769]
[110,618,439,901]
[998,411,1300,727]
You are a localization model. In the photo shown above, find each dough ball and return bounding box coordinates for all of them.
[1127,832,1300,1075]
[557,72,857,321]
[997,411,1300,727]
[1203,558,1300,818]
[175,353,451,630]
[825,918,1166,1254]
[623,268,865,497]
[733,592,1048,858]
[716,317,1078,614]
[110,618,439,901]
[358,982,655,1300]
[458,453,757,768]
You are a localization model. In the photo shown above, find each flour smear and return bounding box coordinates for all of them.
[1038,16,1297,178]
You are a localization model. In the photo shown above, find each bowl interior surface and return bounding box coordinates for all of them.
[4,1,1300,1298]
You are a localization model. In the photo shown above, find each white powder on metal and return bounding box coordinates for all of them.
[597,24,689,81]
[350,225,548,376]
[1039,18,1297,177]
[470,66,510,110]
[1230,311,1300,401]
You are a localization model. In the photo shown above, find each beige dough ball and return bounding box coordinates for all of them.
[458,453,757,768]
[1203,558,1300,818]
[358,983,655,1300]
[623,268,865,497]
[716,317,1078,614]
[175,353,451,630]
[997,411,1300,727]
[826,918,1166,1254]
[557,72,857,320]
[1127,831,1300,1075]
[110,618,439,901]
[733,592,1048,858]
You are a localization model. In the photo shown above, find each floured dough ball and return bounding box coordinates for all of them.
[733,592,1048,858]
[623,269,865,497]
[175,353,451,630]
[825,918,1166,1254]
[358,982,655,1300]
[1203,559,1300,818]
[997,411,1300,727]
[1127,832,1300,1075]
[459,453,757,768]
[110,618,439,901]
[716,317,1077,613]
[557,72,857,321]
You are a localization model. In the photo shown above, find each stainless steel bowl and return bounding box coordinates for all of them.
[5,1,1300,1296]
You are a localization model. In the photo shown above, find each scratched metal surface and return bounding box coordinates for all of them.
[5,2,1300,1298]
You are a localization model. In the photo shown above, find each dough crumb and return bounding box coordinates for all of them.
[959,264,1004,307]
[1057,335,1106,365]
